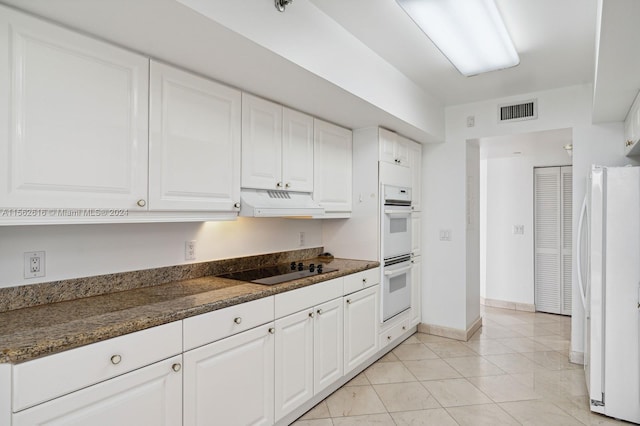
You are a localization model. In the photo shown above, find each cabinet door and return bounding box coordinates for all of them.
[314,298,344,394]
[274,309,314,421]
[282,108,314,192]
[379,128,398,165]
[13,356,182,426]
[0,8,149,209]
[184,323,274,426]
[149,61,240,211]
[344,286,379,374]
[241,93,282,190]
[410,257,422,327]
[395,135,410,167]
[313,119,352,214]
[408,140,422,211]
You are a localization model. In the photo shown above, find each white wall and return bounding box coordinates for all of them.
[480,130,572,306]
[466,141,481,328]
[427,84,636,353]
[0,218,322,288]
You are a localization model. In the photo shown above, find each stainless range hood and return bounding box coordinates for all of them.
[239,188,324,217]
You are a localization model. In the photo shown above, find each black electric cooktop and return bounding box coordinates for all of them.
[219,261,338,285]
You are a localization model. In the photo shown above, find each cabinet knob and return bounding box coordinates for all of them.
[402,326,407,331]
[346,299,351,304]
[308,312,315,318]
[234,202,241,209]
[316,308,322,315]
[268,327,275,334]
[234,317,242,325]
[285,182,291,189]
[110,354,122,365]
[276,182,283,188]
[136,199,146,207]
[626,140,634,147]
[172,363,181,372]
[387,335,392,340]
[362,278,367,285]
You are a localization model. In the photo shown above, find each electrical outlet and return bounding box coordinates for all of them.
[299,231,305,247]
[24,251,45,278]
[439,229,452,241]
[185,240,196,261]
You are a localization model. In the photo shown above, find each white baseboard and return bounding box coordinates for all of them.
[481,297,535,312]
[569,351,585,365]
[418,316,483,342]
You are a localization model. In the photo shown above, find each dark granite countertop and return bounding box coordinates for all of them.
[0,257,379,364]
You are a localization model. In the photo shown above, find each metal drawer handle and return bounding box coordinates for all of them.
[346,299,351,304]
[268,327,275,334]
[387,335,392,340]
[285,182,291,189]
[172,363,181,372]
[234,317,242,325]
[110,354,122,365]
[402,326,407,331]
[316,309,322,315]
[308,312,315,318]
[234,202,241,209]
[362,278,367,284]
[136,199,146,207]
[276,182,283,188]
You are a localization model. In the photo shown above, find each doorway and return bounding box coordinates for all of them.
[478,128,573,312]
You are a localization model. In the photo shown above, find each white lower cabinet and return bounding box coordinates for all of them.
[274,298,343,421]
[274,308,314,420]
[183,323,275,426]
[344,285,379,375]
[13,355,182,426]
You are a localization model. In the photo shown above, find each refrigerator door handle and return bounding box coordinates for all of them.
[577,194,589,311]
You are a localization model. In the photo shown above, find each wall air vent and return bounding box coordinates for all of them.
[267,190,291,199]
[498,99,537,122]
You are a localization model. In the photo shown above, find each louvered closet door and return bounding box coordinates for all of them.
[534,166,572,315]
[560,166,572,315]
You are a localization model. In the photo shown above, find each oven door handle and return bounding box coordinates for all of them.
[384,265,412,276]
[384,209,411,216]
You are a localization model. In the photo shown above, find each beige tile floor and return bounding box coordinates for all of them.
[292,306,632,425]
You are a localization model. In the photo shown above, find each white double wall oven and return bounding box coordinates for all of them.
[381,184,412,322]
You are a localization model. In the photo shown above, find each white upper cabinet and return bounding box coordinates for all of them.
[241,94,283,190]
[282,108,314,192]
[625,91,640,156]
[408,139,422,211]
[0,7,149,210]
[379,128,409,167]
[149,61,241,211]
[313,119,352,215]
[242,93,314,192]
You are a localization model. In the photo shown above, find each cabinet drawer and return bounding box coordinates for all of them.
[379,317,410,349]
[13,321,182,412]
[343,268,380,295]
[275,278,343,319]
[183,296,274,351]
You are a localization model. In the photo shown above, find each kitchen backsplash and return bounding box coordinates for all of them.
[0,247,323,313]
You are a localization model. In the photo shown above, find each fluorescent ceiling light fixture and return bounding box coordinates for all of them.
[396,0,519,76]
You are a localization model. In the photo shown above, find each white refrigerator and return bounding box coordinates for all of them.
[578,165,640,423]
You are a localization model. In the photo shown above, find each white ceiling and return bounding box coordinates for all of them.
[1,0,636,140]
[310,0,597,106]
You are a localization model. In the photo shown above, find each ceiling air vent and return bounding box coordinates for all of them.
[498,99,537,122]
